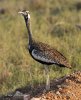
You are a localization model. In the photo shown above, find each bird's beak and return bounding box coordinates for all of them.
[18,11,24,15]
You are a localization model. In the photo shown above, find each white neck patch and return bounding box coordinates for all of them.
[28,13,30,19]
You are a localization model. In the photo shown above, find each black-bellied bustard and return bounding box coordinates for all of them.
[19,10,71,91]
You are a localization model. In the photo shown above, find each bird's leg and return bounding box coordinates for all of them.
[44,65,50,91]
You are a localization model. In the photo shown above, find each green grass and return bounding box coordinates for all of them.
[0,0,81,94]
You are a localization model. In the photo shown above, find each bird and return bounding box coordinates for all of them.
[18,10,71,91]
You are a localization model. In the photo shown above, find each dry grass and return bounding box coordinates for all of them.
[0,0,81,94]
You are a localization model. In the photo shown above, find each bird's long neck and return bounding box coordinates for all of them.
[24,17,32,46]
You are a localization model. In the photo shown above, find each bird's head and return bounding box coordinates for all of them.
[18,10,30,24]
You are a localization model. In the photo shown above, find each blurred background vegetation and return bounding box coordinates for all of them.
[0,0,81,94]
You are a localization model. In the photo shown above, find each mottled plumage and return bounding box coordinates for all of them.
[29,40,71,68]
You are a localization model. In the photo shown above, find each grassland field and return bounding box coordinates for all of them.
[0,0,81,94]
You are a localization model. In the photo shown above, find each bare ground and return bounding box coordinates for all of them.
[0,71,81,100]
[31,71,81,100]
[38,71,81,100]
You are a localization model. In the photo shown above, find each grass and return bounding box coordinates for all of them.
[0,0,81,94]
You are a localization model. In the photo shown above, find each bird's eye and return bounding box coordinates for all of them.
[26,11,29,14]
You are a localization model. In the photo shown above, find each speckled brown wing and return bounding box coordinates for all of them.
[31,41,71,68]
